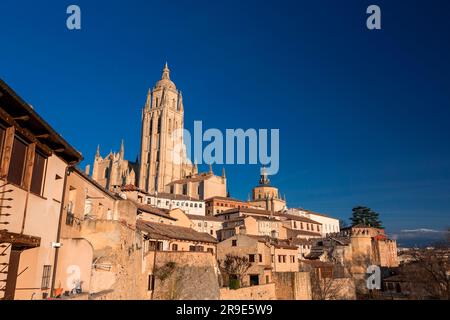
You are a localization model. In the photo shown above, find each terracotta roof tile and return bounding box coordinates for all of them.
[137,220,217,243]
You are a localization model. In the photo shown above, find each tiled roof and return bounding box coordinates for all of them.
[295,208,335,219]
[135,203,177,221]
[285,227,322,237]
[244,235,298,250]
[137,220,217,243]
[216,207,321,225]
[290,238,315,246]
[166,173,215,185]
[186,214,222,222]
[148,192,201,201]
[204,196,247,203]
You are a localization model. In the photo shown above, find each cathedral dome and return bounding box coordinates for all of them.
[155,62,177,90]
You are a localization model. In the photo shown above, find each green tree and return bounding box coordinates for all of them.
[350,206,383,228]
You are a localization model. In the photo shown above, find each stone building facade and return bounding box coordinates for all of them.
[91,141,139,192]
[138,63,195,194]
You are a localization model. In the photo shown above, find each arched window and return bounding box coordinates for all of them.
[105,167,109,179]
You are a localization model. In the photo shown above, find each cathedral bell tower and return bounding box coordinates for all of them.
[138,63,193,193]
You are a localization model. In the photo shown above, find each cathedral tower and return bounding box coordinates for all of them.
[139,63,194,193]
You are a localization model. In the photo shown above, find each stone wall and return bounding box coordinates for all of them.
[81,219,149,300]
[220,283,276,300]
[151,251,220,300]
[332,278,356,300]
[273,272,312,300]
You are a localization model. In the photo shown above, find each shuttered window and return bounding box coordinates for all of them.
[30,151,46,195]
[7,136,27,186]
[0,126,5,162]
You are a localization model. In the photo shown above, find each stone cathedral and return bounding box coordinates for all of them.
[90,63,226,199]
[138,63,195,193]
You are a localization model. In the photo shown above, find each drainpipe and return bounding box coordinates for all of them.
[50,164,75,297]
[150,243,158,300]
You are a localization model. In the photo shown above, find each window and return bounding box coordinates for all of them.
[210,230,213,235]
[290,255,295,263]
[7,136,28,186]
[41,265,52,289]
[65,211,75,226]
[0,126,5,161]
[182,184,187,195]
[204,222,207,227]
[231,240,237,247]
[149,241,163,251]
[198,222,201,227]
[249,254,255,262]
[249,275,259,286]
[189,245,204,252]
[271,255,274,263]
[148,275,155,291]
[207,248,214,254]
[199,204,202,208]
[259,254,263,263]
[172,244,178,251]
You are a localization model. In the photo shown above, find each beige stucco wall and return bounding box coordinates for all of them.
[54,238,93,295]
[1,153,68,300]
[61,170,117,239]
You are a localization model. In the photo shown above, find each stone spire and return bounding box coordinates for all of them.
[155,62,176,90]
[209,163,213,174]
[95,145,100,158]
[193,160,198,174]
[145,88,151,109]
[162,62,170,80]
[120,139,125,160]
[222,167,226,179]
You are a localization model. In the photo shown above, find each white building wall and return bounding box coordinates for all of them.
[287,208,340,236]
[144,195,205,216]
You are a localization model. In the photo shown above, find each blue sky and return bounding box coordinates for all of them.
[1,0,449,235]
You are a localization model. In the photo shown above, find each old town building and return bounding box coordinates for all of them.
[185,214,223,238]
[217,234,298,287]
[287,208,340,236]
[0,80,82,300]
[205,195,250,216]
